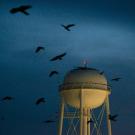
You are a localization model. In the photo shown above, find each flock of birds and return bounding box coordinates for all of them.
[86,114,118,127]
[9,5,76,32]
[1,4,121,128]
[0,4,71,125]
[8,4,123,81]
[0,51,67,123]
[35,46,66,77]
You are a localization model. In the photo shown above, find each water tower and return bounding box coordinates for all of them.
[58,67,112,135]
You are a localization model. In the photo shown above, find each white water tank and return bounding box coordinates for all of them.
[59,67,110,109]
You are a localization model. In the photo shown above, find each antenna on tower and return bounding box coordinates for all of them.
[83,60,88,68]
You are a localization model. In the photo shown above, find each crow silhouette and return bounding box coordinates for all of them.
[87,119,94,124]
[108,114,118,122]
[99,71,104,75]
[50,52,66,61]
[35,97,46,105]
[61,24,75,31]
[10,5,32,15]
[43,120,56,123]
[2,96,14,101]
[49,71,59,77]
[35,46,45,53]
[76,66,88,70]
[111,77,121,81]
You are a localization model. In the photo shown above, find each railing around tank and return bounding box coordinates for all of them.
[59,82,111,91]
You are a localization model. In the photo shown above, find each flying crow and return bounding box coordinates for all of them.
[61,24,75,31]
[49,71,59,77]
[87,119,94,124]
[35,97,46,105]
[99,71,104,75]
[43,120,56,123]
[2,96,14,101]
[76,66,88,70]
[111,77,121,81]
[108,114,118,122]
[50,52,66,61]
[35,46,45,53]
[10,5,32,15]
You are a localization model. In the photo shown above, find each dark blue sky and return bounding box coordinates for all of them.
[0,0,135,135]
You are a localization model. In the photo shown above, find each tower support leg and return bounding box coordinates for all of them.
[87,108,90,135]
[105,96,112,135]
[83,108,88,135]
[80,89,83,135]
[58,98,64,135]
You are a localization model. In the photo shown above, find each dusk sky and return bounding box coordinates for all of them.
[0,0,135,135]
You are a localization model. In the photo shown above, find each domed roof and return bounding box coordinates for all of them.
[64,67,107,84]
[60,67,110,91]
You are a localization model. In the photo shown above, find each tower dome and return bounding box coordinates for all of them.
[59,67,110,109]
